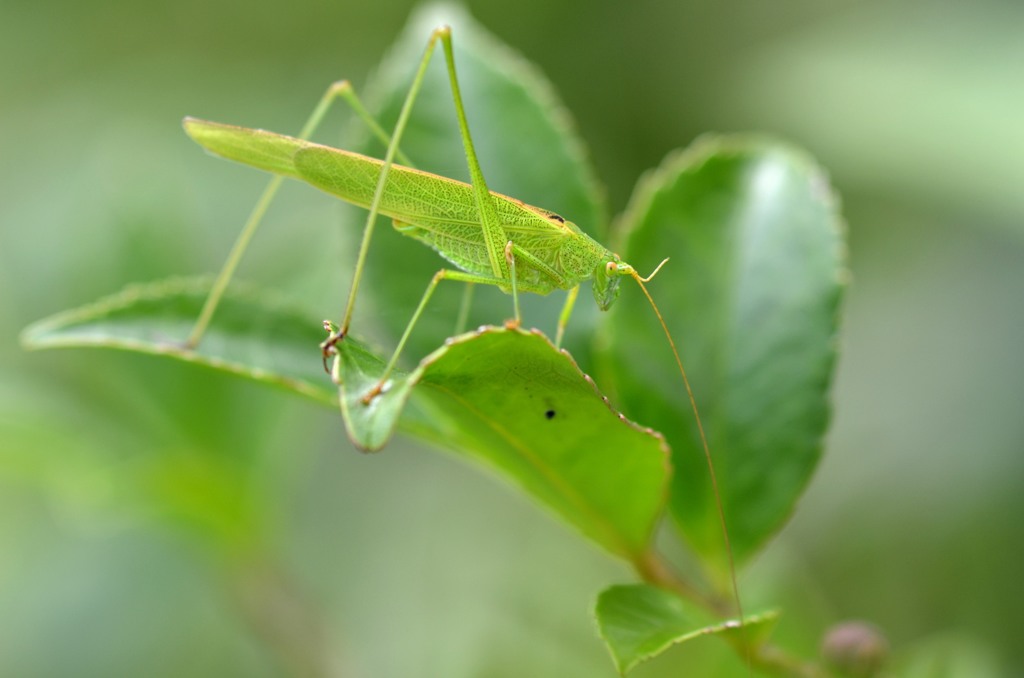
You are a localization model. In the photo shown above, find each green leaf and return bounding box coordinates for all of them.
[335,325,671,560]
[605,136,845,570]
[349,3,606,362]
[20,277,337,405]
[594,583,779,675]
[24,279,670,560]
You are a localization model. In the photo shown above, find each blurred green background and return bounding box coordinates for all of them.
[2,0,1022,676]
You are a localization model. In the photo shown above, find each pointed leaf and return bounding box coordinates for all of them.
[605,136,845,570]
[594,583,779,675]
[335,325,670,560]
[21,277,339,405]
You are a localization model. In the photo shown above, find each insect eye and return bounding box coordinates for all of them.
[605,261,616,274]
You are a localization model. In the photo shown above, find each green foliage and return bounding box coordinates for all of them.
[606,138,844,569]
[23,279,670,561]
[22,278,335,405]
[20,4,845,675]
[336,326,670,558]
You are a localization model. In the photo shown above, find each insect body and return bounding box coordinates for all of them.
[184,120,638,320]
[184,113,659,397]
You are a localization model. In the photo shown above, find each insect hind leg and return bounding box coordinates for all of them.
[330,80,416,168]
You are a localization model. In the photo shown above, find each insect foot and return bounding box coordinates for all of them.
[320,320,346,374]
[360,381,388,405]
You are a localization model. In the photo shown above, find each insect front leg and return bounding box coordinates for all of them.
[555,286,580,349]
[504,242,575,343]
[504,241,521,328]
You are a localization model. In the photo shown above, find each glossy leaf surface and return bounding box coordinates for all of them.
[606,136,845,570]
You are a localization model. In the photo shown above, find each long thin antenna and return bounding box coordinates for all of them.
[629,269,749,670]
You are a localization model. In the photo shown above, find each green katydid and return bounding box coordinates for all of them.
[183,25,747,663]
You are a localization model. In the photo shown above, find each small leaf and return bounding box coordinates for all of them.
[594,583,779,675]
[606,136,845,570]
[335,325,671,560]
[21,277,338,405]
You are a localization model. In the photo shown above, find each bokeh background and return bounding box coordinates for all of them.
[2,0,1021,676]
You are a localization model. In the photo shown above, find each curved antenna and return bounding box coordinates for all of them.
[628,267,748,668]
[638,257,670,282]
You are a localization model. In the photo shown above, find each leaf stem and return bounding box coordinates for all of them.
[633,549,727,615]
